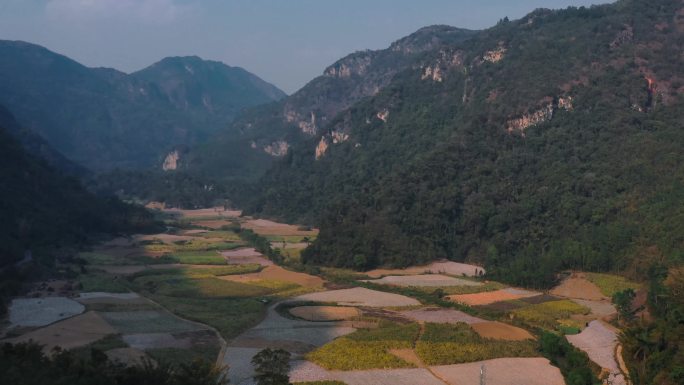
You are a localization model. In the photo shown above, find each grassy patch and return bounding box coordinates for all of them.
[411,280,507,296]
[307,323,420,370]
[100,311,201,334]
[147,296,265,340]
[265,235,313,243]
[197,231,242,241]
[146,339,220,366]
[511,300,590,330]
[170,251,227,265]
[79,273,129,293]
[585,273,641,297]
[416,323,538,366]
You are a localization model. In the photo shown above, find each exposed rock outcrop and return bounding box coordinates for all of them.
[506,96,574,134]
[264,141,289,157]
[377,109,390,122]
[421,50,465,82]
[315,137,329,160]
[162,150,180,171]
[331,131,349,144]
[483,43,507,63]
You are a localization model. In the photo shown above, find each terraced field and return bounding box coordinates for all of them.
[2,207,632,385]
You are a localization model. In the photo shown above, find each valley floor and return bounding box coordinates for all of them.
[1,206,638,385]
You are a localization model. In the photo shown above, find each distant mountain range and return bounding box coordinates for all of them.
[0,41,286,170]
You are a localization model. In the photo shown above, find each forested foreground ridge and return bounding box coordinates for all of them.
[0,106,158,311]
[239,0,684,286]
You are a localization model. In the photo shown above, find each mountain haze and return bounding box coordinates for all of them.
[0,41,285,170]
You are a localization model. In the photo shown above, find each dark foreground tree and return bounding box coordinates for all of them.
[251,348,291,385]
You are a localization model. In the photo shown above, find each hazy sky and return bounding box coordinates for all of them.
[0,0,611,93]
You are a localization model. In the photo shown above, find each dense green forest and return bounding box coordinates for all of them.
[241,0,684,288]
[89,170,231,209]
[0,107,158,313]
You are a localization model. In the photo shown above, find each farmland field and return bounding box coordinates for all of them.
[2,207,614,385]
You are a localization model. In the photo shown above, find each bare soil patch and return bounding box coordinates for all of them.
[270,242,309,250]
[192,220,234,229]
[365,260,485,278]
[400,308,485,325]
[220,265,324,288]
[289,361,446,385]
[123,333,192,350]
[133,234,196,244]
[572,299,616,319]
[295,287,420,307]
[470,322,534,341]
[4,311,116,351]
[432,357,565,385]
[448,288,539,306]
[566,321,622,375]
[289,306,360,321]
[106,347,151,366]
[389,349,424,367]
[520,294,562,305]
[363,274,482,287]
[164,207,241,219]
[242,218,318,236]
[550,273,607,301]
[9,297,85,327]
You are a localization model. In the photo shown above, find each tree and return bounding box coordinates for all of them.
[251,348,291,385]
[612,288,636,322]
[174,359,229,385]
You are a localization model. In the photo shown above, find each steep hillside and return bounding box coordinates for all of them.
[187,26,477,180]
[245,0,684,287]
[0,106,156,269]
[0,41,285,170]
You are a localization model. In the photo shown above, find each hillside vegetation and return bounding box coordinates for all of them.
[241,0,684,289]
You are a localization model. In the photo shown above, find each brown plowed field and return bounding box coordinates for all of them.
[470,321,534,341]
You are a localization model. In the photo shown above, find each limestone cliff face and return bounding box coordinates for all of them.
[506,96,574,134]
[482,43,507,63]
[315,137,329,160]
[264,141,289,157]
[324,54,373,78]
[162,150,180,171]
[421,50,465,82]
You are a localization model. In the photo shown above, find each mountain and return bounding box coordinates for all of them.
[0,105,86,176]
[0,41,286,170]
[186,26,477,181]
[240,0,684,286]
[0,106,155,270]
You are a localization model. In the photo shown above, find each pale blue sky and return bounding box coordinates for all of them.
[0,0,611,93]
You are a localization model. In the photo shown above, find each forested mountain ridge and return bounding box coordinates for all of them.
[185,26,478,181]
[0,105,156,269]
[241,0,684,286]
[0,41,285,170]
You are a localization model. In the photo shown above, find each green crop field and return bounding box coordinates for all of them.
[307,322,420,370]
[585,273,642,297]
[511,300,590,330]
[415,323,538,366]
